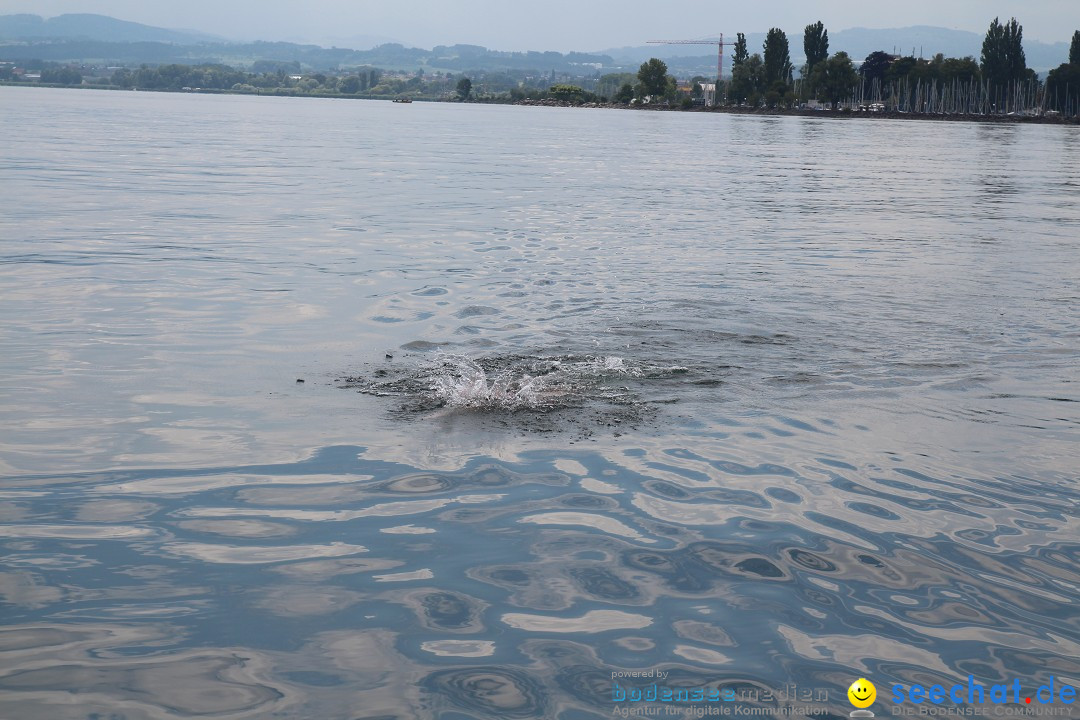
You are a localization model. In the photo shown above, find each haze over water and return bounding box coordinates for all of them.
[1,86,1078,719]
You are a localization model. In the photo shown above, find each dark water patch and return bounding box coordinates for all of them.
[282,670,346,687]
[423,667,547,719]
[621,549,711,593]
[374,464,559,495]
[420,592,477,630]
[411,286,448,296]
[454,305,501,318]
[558,493,616,509]
[787,549,838,572]
[765,487,803,503]
[645,480,690,499]
[377,473,458,494]
[734,557,786,578]
[553,664,615,708]
[741,334,794,345]
[397,340,453,352]
[568,567,641,601]
[404,590,486,633]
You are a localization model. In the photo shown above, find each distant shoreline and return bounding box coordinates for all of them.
[3,81,1076,125]
[512,98,1080,125]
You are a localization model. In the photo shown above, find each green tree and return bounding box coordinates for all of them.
[614,83,635,104]
[733,33,748,66]
[596,72,636,99]
[937,55,980,84]
[860,51,894,94]
[902,57,937,84]
[803,21,829,78]
[745,55,765,105]
[40,67,82,85]
[981,17,1027,89]
[111,68,134,88]
[456,76,472,100]
[763,28,793,87]
[637,58,669,98]
[730,53,765,105]
[810,51,858,107]
[1046,62,1080,111]
[1071,30,1080,65]
[663,74,679,103]
[885,56,919,84]
[548,84,584,102]
[340,75,361,93]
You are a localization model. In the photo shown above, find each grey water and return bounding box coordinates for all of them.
[1,85,1078,719]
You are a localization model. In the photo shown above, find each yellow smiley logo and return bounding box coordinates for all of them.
[848,679,877,708]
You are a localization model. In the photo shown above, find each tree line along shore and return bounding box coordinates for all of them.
[3,17,1079,122]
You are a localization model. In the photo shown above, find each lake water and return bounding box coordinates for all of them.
[1,86,1078,719]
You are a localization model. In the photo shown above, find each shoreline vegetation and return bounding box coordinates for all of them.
[515,98,1079,124]
[4,81,1075,126]
[3,17,1079,124]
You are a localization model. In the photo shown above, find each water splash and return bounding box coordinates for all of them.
[427,355,558,410]
[424,353,656,410]
[338,352,695,434]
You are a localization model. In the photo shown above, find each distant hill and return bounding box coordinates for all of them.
[0,15,1070,77]
[0,13,615,73]
[0,37,614,76]
[296,33,405,52]
[601,26,1071,76]
[0,13,223,44]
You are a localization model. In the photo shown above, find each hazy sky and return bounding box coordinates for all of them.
[1,0,1077,50]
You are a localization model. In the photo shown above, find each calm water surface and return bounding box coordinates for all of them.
[1,86,1078,719]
